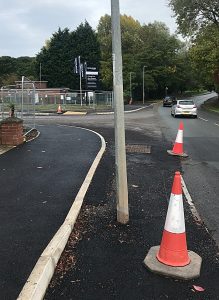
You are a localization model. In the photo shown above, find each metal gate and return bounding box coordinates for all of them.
[0,76,36,128]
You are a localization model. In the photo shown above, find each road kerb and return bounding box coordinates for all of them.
[96,104,154,115]
[17,126,106,300]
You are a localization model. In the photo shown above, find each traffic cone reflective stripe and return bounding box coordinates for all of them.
[156,171,190,267]
[164,194,185,233]
[172,122,184,155]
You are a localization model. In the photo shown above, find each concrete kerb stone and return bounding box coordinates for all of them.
[144,246,202,280]
[17,126,106,300]
[24,129,41,143]
[96,104,154,115]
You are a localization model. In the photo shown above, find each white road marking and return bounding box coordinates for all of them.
[181,176,202,223]
[198,117,208,122]
[215,123,219,127]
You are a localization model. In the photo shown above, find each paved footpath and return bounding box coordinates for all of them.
[0,125,101,300]
[44,122,219,299]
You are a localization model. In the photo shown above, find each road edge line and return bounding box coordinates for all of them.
[181,175,202,223]
[17,126,106,300]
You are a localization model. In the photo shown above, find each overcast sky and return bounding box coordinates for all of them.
[0,0,178,58]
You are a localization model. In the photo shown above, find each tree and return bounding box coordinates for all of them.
[97,14,142,91]
[74,21,100,68]
[169,0,219,91]
[98,15,195,98]
[74,21,101,90]
[0,56,16,86]
[169,0,219,36]
[0,56,36,87]
[36,22,101,89]
[36,28,76,88]
[189,25,219,89]
[133,22,188,97]
[16,57,36,79]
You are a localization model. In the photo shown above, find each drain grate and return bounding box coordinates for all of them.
[126,144,151,154]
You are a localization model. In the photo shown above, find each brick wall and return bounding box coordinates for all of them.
[0,117,24,146]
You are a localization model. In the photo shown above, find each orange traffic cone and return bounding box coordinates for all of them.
[167,122,188,157]
[57,104,62,114]
[144,171,202,279]
[156,171,190,266]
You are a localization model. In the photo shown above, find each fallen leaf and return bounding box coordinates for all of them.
[192,285,205,292]
[132,184,139,188]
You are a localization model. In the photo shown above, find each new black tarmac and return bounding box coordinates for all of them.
[0,125,101,300]
[1,106,219,299]
[44,124,219,300]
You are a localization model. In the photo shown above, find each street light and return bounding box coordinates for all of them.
[165,86,168,96]
[143,66,146,104]
[130,72,134,103]
[111,0,129,224]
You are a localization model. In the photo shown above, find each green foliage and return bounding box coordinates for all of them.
[74,21,100,68]
[189,25,219,89]
[0,56,36,86]
[36,27,75,88]
[35,22,101,89]
[1,12,213,97]
[169,0,219,36]
[169,0,219,90]
[97,16,193,98]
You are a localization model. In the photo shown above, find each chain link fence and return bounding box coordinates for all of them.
[0,80,113,126]
[34,91,113,109]
[0,77,36,128]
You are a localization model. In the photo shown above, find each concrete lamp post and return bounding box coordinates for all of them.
[111,0,129,224]
[130,72,134,104]
[143,66,146,104]
[165,86,168,96]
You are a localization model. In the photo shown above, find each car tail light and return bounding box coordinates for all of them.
[194,105,197,108]
[177,105,180,108]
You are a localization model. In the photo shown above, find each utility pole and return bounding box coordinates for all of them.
[111,0,129,224]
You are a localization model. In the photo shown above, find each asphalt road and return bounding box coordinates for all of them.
[3,98,217,299]
[31,96,219,247]
[43,104,219,300]
[32,96,219,247]
[158,93,219,244]
[0,125,101,300]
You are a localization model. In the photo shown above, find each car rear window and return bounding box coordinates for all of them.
[179,100,194,105]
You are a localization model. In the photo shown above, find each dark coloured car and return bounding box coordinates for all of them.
[163,96,175,107]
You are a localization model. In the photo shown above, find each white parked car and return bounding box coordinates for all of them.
[171,99,197,118]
